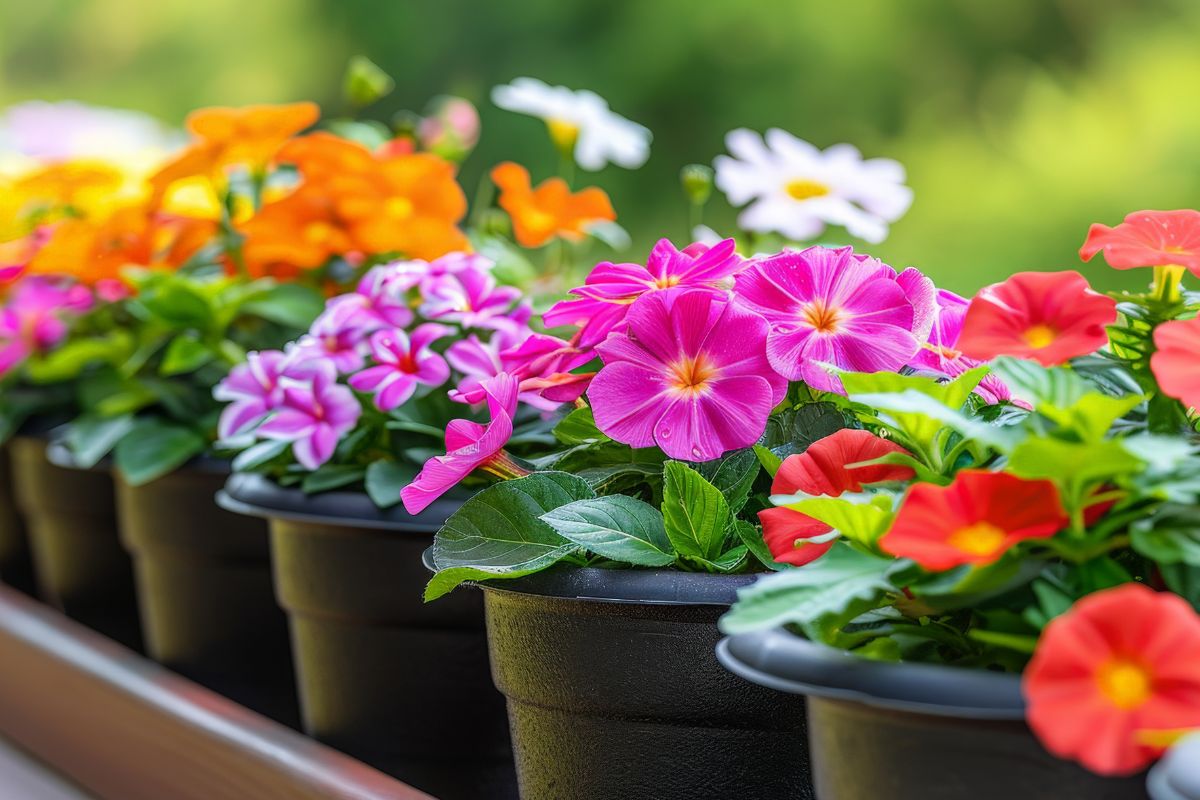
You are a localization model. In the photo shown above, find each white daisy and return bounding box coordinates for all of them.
[491,77,651,171]
[713,128,913,244]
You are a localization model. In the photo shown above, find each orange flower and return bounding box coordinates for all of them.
[186,102,319,172]
[490,162,615,248]
[880,470,1066,570]
[1024,583,1200,776]
[239,188,354,279]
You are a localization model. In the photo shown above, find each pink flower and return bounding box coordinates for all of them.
[401,372,527,514]
[214,348,320,439]
[327,265,416,332]
[420,263,525,334]
[448,331,593,411]
[589,288,786,461]
[0,278,92,378]
[296,300,371,374]
[348,323,452,411]
[733,245,935,393]
[909,289,1013,405]
[544,238,747,348]
[257,364,361,470]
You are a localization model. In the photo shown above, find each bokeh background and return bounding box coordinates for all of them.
[4,0,1199,294]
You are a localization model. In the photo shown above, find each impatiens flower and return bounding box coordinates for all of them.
[420,261,528,335]
[1079,210,1200,276]
[1151,317,1200,410]
[713,129,912,244]
[491,77,651,170]
[214,350,292,439]
[348,324,452,412]
[734,246,935,393]
[449,332,592,411]
[761,429,914,566]
[909,289,1014,405]
[401,372,527,514]
[544,238,747,348]
[326,263,417,332]
[879,470,1066,570]
[257,364,361,470]
[295,301,372,374]
[588,289,785,461]
[957,271,1117,367]
[1024,583,1200,776]
[0,277,92,377]
[491,162,615,249]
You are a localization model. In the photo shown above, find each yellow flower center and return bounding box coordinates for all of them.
[1023,323,1057,350]
[303,222,337,244]
[654,274,682,290]
[385,197,414,220]
[785,178,831,202]
[669,354,717,395]
[801,300,841,334]
[1097,658,1152,710]
[947,521,1007,557]
[546,118,581,155]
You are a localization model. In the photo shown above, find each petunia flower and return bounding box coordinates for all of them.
[544,238,747,348]
[401,372,527,514]
[1024,583,1200,776]
[490,162,615,249]
[733,245,935,393]
[491,77,651,170]
[713,129,912,244]
[909,289,1014,405]
[760,429,914,566]
[1150,316,1200,410]
[256,363,361,470]
[348,324,452,412]
[1079,209,1200,276]
[588,288,786,461]
[957,271,1117,367]
[879,470,1066,570]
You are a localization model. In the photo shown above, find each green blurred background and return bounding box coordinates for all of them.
[4,0,1199,294]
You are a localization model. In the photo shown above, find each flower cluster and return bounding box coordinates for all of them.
[0,278,92,378]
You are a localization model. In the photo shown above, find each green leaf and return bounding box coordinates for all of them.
[719,543,895,635]
[540,495,674,566]
[1007,438,1143,497]
[426,472,595,600]
[1161,563,1200,611]
[753,444,783,477]
[989,357,1090,408]
[852,389,1019,452]
[689,544,749,574]
[661,461,729,560]
[695,448,760,514]
[114,419,207,486]
[242,284,325,330]
[553,406,610,446]
[231,438,289,471]
[842,368,989,451]
[365,459,417,509]
[1036,393,1144,443]
[577,462,662,495]
[772,493,896,548]
[1131,504,1200,566]
[759,401,848,459]
[160,334,214,376]
[65,414,135,468]
[135,282,213,328]
[302,464,366,493]
[25,331,134,383]
[735,519,787,571]
[344,55,395,108]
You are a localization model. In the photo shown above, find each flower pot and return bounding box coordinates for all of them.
[115,460,298,725]
[1149,735,1200,800]
[0,444,36,594]
[472,565,814,800]
[217,473,516,800]
[718,628,1148,799]
[9,437,142,650]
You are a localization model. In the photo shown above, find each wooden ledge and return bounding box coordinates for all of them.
[0,586,434,800]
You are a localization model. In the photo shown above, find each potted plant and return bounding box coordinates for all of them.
[213,76,627,798]
[418,122,936,796]
[717,209,1200,799]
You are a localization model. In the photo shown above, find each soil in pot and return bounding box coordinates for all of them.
[116,461,297,725]
[478,567,815,800]
[218,473,516,800]
[719,628,1148,800]
[0,444,36,594]
[9,436,141,650]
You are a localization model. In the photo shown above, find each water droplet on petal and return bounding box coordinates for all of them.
[659,426,671,438]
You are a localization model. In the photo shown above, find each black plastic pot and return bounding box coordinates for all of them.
[1149,735,1200,800]
[8,437,141,650]
[217,473,516,800]
[719,628,1148,799]
[116,459,297,724]
[470,564,814,800]
[0,443,36,594]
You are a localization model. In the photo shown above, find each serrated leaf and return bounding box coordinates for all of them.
[540,495,674,566]
[695,448,760,514]
[365,459,417,509]
[661,461,729,560]
[760,401,848,460]
[689,544,749,574]
[735,519,787,571]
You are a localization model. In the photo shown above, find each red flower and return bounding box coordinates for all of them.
[957,271,1116,366]
[1024,583,1200,776]
[1079,210,1200,275]
[760,429,913,566]
[1151,317,1200,410]
[879,470,1065,570]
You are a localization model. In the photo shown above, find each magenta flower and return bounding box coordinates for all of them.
[257,364,361,470]
[213,349,322,439]
[588,288,786,461]
[296,300,370,374]
[448,332,592,411]
[401,372,527,514]
[327,266,415,332]
[733,245,935,393]
[544,238,747,348]
[420,262,525,334]
[0,278,92,378]
[348,323,453,411]
[910,289,1014,405]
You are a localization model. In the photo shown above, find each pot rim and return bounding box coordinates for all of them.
[421,546,756,606]
[717,627,1026,720]
[1148,735,1200,800]
[218,471,463,533]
